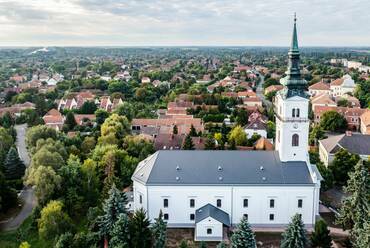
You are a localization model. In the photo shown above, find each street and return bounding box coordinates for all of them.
[0,124,36,231]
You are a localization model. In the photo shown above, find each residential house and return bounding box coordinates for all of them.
[0,102,36,117]
[311,94,336,111]
[99,97,123,112]
[43,109,64,131]
[264,85,284,95]
[242,97,262,107]
[141,77,151,84]
[308,81,331,97]
[243,119,267,138]
[330,74,356,97]
[319,132,370,166]
[314,106,367,130]
[360,111,370,135]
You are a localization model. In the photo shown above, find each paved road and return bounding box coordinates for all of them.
[256,74,272,109]
[0,124,36,232]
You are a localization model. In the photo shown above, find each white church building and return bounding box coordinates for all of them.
[132,17,322,242]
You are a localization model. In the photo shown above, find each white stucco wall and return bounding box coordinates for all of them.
[275,94,310,162]
[133,184,318,228]
[195,217,223,241]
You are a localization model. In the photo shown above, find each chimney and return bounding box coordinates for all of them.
[345,131,352,136]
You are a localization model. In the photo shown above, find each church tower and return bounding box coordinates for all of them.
[275,14,309,162]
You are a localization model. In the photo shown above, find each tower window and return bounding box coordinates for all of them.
[270,199,275,208]
[190,213,195,220]
[163,213,169,220]
[296,108,300,117]
[243,214,248,220]
[243,199,248,208]
[298,199,303,208]
[139,195,142,204]
[217,199,222,208]
[292,134,299,146]
[269,214,274,221]
[207,228,212,235]
[292,108,296,117]
[190,199,195,208]
[163,199,168,208]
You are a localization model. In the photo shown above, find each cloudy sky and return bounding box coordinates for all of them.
[0,0,369,47]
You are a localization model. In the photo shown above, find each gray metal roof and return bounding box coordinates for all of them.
[132,150,313,185]
[320,133,370,155]
[195,204,230,226]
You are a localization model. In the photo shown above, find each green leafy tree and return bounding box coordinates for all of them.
[4,147,26,180]
[280,214,307,248]
[26,166,61,206]
[355,220,370,248]
[316,162,334,191]
[228,125,247,146]
[152,211,167,248]
[230,216,256,248]
[98,113,130,145]
[98,184,127,238]
[95,109,110,126]
[263,78,280,89]
[309,125,326,146]
[38,200,73,241]
[110,213,130,248]
[1,112,15,128]
[266,121,276,139]
[123,135,155,160]
[30,146,65,171]
[114,102,135,121]
[64,112,77,131]
[26,125,57,148]
[311,219,332,248]
[337,160,369,245]
[130,208,152,248]
[182,134,195,150]
[330,149,360,186]
[19,241,31,248]
[81,158,100,207]
[79,101,97,114]
[319,111,347,132]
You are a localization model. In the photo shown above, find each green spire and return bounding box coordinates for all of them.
[290,13,299,53]
[279,13,308,99]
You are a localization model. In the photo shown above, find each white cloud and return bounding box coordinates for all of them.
[0,0,368,46]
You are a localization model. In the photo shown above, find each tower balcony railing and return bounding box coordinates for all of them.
[275,113,309,122]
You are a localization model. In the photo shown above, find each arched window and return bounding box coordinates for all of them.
[296,108,300,117]
[292,108,296,117]
[292,134,299,146]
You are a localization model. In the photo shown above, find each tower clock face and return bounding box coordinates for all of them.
[293,123,298,129]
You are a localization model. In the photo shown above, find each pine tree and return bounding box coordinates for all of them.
[182,134,194,150]
[189,124,197,136]
[98,184,127,238]
[217,242,228,248]
[354,220,370,248]
[152,211,167,248]
[64,112,77,131]
[337,160,369,245]
[204,135,216,150]
[179,240,188,248]
[228,139,237,150]
[173,125,178,135]
[110,213,130,248]
[199,241,207,248]
[4,147,26,180]
[230,216,256,248]
[130,208,152,248]
[310,219,332,248]
[280,214,307,248]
